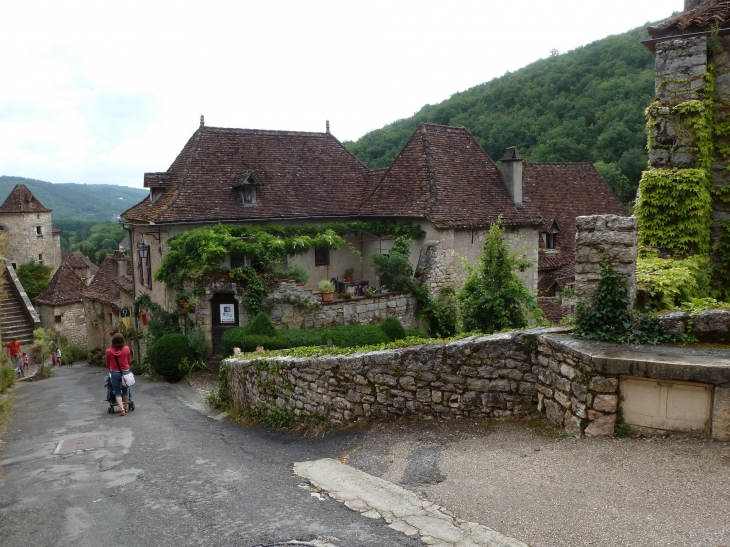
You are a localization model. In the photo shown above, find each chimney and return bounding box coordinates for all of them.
[501,147,523,207]
[200,115,205,127]
[326,120,330,134]
[685,0,702,11]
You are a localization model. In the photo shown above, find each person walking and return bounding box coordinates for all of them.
[21,351,29,371]
[56,347,62,367]
[105,333,132,416]
[5,338,20,368]
[51,346,57,367]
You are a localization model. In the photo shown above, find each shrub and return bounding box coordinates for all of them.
[636,253,711,310]
[324,324,390,348]
[233,335,289,353]
[0,365,15,393]
[370,237,413,291]
[130,360,146,375]
[17,259,53,300]
[458,219,542,334]
[186,328,209,361]
[147,333,192,382]
[243,312,278,337]
[404,329,430,339]
[62,345,88,364]
[280,329,326,348]
[379,317,406,341]
[267,262,309,284]
[88,347,105,367]
[222,327,246,356]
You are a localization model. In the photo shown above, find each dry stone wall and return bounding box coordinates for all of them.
[574,215,638,308]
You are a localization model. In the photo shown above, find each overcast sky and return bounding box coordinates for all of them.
[0,1,683,188]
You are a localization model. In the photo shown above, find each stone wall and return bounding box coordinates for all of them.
[38,302,87,347]
[0,211,61,273]
[574,215,638,308]
[658,309,730,344]
[225,329,730,440]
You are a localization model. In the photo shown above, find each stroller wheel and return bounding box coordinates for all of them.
[129,402,135,411]
[109,407,114,414]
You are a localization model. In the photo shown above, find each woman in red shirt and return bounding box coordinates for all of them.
[106,333,132,416]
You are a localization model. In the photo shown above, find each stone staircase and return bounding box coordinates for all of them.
[1,264,40,346]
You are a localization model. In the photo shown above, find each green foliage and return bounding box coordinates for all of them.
[61,345,88,364]
[56,220,128,264]
[130,360,146,376]
[186,328,209,361]
[404,329,430,339]
[318,279,335,292]
[0,176,148,221]
[594,161,635,204]
[87,347,105,367]
[266,262,309,283]
[713,221,730,300]
[32,328,55,366]
[245,312,278,337]
[345,25,656,199]
[147,333,193,383]
[636,168,713,255]
[264,407,294,428]
[18,260,53,300]
[379,317,406,341]
[575,260,689,344]
[325,324,391,348]
[133,293,193,342]
[370,237,413,291]
[0,365,15,393]
[411,285,459,338]
[457,220,542,334]
[636,253,711,310]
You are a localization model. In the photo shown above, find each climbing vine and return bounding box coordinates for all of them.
[154,222,425,314]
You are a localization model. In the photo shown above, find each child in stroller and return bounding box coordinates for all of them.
[105,373,135,414]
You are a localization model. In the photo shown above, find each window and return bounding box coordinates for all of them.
[230,255,251,269]
[38,254,43,263]
[11,262,16,270]
[36,226,42,237]
[546,233,557,250]
[314,248,329,267]
[242,185,257,205]
[55,315,62,323]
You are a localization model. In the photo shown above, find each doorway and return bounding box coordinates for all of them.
[211,293,239,356]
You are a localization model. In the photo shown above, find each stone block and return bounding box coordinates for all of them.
[554,390,572,409]
[560,364,576,379]
[592,394,618,413]
[712,387,730,442]
[584,414,616,437]
[536,383,553,398]
[416,388,431,403]
[482,392,507,409]
[490,379,512,392]
[545,399,564,426]
[466,378,492,392]
[571,382,587,401]
[589,377,618,393]
[565,413,582,437]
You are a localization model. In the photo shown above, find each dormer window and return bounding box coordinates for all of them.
[150,188,165,204]
[546,233,557,250]
[232,169,263,207]
[541,219,561,252]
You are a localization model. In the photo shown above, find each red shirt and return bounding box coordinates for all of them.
[6,341,20,356]
[106,346,131,372]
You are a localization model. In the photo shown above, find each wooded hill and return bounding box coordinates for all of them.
[345,24,658,204]
[0,176,147,221]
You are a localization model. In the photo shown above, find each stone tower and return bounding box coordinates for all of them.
[0,184,62,274]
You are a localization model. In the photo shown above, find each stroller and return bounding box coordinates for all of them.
[105,374,136,414]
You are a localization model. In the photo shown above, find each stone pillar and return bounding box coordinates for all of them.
[574,215,638,308]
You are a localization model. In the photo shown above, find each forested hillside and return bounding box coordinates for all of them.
[345,24,657,204]
[0,176,147,221]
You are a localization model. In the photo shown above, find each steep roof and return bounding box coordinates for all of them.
[523,163,627,270]
[35,262,86,306]
[648,1,730,38]
[121,125,371,224]
[62,251,100,280]
[82,252,132,308]
[360,124,542,228]
[0,184,51,214]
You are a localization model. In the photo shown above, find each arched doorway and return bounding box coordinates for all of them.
[210,293,239,356]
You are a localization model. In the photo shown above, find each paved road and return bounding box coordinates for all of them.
[0,366,420,547]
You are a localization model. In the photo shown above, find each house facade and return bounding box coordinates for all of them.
[121,118,625,352]
[0,184,62,273]
[35,262,88,347]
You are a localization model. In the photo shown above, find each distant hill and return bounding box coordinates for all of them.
[345,23,659,203]
[0,176,147,221]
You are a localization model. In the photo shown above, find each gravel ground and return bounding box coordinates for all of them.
[348,418,730,547]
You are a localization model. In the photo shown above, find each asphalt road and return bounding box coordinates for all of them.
[0,366,420,547]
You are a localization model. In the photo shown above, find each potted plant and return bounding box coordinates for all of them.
[343,267,354,282]
[318,279,335,302]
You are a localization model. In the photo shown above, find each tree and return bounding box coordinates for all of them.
[370,237,414,291]
[457,219,542,334]
[17,260,53,300]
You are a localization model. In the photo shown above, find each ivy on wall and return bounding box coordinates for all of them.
[153,222,425,314]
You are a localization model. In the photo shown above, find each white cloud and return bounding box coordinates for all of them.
[0,0,684,186]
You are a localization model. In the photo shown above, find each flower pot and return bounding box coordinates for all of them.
[344,275,353,282]
[320,291,334,303]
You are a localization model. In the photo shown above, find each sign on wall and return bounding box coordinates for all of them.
[220,304,235,323]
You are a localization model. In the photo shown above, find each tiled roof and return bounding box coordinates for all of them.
[648,1,730,38]
[524,163,627,269]
[0,184,51,213]
[35,263,86,305]
[52,227,62,235]
[121,126,371,224]
[62,251,100,282]
[82,252,132,307]
[360,124,543,228]
[538,297,568,325]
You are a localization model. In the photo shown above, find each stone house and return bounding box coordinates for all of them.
[61,251,99,286]
[0,184,62,273]
[82,252,134,353]
[35,262,88,347]
[121,118,624,352]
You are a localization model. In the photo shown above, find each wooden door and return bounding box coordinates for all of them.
[211,293,239,356]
